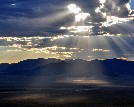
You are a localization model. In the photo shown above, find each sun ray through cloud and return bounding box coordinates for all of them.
[0,0,134,88]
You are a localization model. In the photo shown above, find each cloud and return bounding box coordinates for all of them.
[59,0,134,36]
[0,0,133,36]
[0,35,134,60]
[103,0,131,17]
[0,35,134,63]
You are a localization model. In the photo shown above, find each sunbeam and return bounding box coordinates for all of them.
[1,1,134,107]
[0,0,134,94]
[57,0,134,36]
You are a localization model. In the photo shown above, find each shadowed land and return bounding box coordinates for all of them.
[0,86,134,107]
[0,59,134,106]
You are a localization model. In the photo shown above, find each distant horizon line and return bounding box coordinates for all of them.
[0,57,133,64]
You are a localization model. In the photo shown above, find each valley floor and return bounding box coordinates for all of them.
[0,86,134,107]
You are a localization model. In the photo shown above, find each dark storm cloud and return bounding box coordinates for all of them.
[104,0,131,17]
[0,0,133,36]
[0,0,66,19]
[87,0,134,35]
[0,0,72,36]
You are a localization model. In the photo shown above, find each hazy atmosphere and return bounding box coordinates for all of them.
[0,0,134,63]
[0,1,134,107]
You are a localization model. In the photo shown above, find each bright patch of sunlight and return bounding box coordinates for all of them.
[68,4,81,14]
[75,13,90,22]
[99,0,106,4]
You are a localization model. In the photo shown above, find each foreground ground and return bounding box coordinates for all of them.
[0,86,134,107]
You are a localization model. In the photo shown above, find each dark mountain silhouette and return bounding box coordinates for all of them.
[0,58,61,73]
[0,58,134,87]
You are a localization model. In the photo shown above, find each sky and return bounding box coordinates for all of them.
[131,0,134,9]
[0,0,134,63]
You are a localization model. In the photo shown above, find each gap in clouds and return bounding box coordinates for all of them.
[0,35,134,63]
[0,0,134,36]
[0,0,134,63]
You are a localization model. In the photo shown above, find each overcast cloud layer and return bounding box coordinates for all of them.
[0,0,134,36]
[0,0,134,63]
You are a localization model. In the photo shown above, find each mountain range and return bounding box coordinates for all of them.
[0,58,134,87]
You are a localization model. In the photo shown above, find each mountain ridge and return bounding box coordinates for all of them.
[0,58,134,87]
